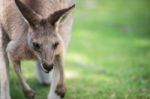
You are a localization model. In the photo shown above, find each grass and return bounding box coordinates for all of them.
[10,0,150,99]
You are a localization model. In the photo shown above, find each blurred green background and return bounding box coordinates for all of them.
[10,0,150,99]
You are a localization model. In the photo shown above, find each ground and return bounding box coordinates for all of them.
[10,0,150,99]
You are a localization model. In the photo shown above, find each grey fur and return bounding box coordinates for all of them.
[36,61,50,84]
[0,0,75,99]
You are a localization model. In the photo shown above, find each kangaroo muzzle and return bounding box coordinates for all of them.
[41,62,54,73]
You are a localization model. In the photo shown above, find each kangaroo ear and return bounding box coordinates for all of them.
[48,4,75,26]
[15,0,41,27]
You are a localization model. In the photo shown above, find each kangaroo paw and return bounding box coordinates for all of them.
[55,84,66,98]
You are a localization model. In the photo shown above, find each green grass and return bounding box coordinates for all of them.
[10,0,150,99]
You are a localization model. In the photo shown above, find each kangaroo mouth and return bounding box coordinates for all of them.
[40,63,53,73]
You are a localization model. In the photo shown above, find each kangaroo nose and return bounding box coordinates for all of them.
[42,63,54,73]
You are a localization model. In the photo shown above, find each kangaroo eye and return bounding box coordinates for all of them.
[53,42,59,49]
[32,42,40,51]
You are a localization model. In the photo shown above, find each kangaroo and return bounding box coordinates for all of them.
[0,0,75,99]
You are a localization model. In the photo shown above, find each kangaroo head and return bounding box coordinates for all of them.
[15,0,75,73]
